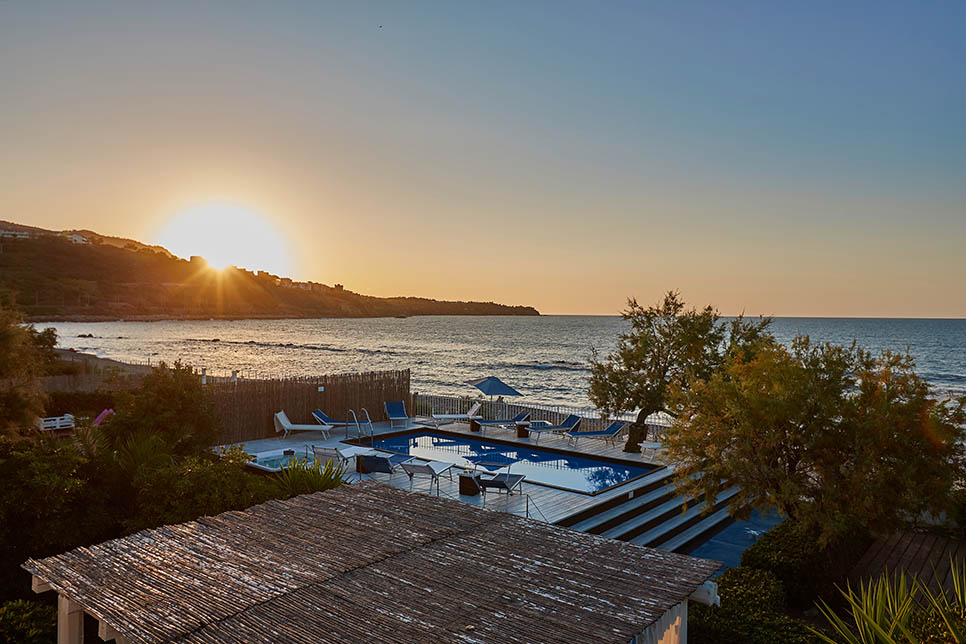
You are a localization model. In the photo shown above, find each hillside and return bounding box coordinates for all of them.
[0,223,539,320]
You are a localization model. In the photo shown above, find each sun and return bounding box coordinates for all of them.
[155,203,292,276]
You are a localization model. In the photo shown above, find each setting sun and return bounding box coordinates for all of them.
[155,204,291,276]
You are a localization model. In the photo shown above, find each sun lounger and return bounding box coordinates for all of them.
[640,440,666,462]
[526,414,581,444]
[274,410,326,439]
[384,401,410,428]
[475,411,531,434]
[357,452,412,478]
[478,473,526,496]
[431,401,483,427]
[312,409,350,433]
[400,459,454,493]
[566,420,627,447]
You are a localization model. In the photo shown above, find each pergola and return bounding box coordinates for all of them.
[25,482,720,644]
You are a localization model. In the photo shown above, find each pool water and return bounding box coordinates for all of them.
[684,510,784,571]
[368,431,656,494]
[250,452,306,471]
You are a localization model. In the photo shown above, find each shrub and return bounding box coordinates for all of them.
[0,438,116,601]
[103,361,219,457]
[123,446,281,533]
[0,600,56,644]
[689,567,820,644]
[740,519,871,609]
[272,457,347,499]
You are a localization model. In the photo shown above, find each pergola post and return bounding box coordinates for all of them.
[57,594,84,644]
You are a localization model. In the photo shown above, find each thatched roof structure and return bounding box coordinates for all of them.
[24,482,719,643]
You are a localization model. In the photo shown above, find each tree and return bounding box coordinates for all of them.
[666,336,966,544]
[588,290,772,451]
[102,361,220,457]
[0,305,46,436]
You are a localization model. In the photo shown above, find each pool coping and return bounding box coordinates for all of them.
[346,427,663,496]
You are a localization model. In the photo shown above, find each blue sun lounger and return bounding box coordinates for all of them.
[357,452,412,479]
[312,409,350,429]
[475,410,531,434]
[527,414,581,445]
[565,420,627,448]
[384,401,409,428]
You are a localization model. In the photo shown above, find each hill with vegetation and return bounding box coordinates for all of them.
[0,222,539,320]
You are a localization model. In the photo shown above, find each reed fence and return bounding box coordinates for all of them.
[39,372,145,393]
[210,369,411,445]
[411,393,641,433]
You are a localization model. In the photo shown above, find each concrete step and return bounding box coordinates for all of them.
[570,485,675,534]
[555,466,675,528]
[629,488,740,548]
[658,506,735,553]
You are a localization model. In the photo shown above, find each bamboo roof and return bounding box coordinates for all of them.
[24,482,720,643]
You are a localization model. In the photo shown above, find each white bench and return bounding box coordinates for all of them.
[36,414,76,432]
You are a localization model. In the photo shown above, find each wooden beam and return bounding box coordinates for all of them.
[57,595,83,644]
[98,619,123,641]
[31,575,51,593]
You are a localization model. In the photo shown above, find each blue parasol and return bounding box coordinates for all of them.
[465,376,522,399]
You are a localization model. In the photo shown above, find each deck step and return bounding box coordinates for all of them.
[629,487,740,548]
[555,466,675,528]
[570,485,675,534]
[600,494,699,541]
[658,506,735,553]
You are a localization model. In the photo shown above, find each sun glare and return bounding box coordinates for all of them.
[155,204,292,276]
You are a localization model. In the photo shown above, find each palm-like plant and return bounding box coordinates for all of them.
[813,559,966,644]
[273,457,346,499]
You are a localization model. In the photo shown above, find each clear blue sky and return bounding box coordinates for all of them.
[2,1,964,315]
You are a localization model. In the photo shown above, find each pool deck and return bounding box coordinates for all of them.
[225,418,664,524]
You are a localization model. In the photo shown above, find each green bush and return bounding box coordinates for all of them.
[689,567,820,644]
[122,446,281,534]
[740,519,871,609]
[0,600,56,644]
[272,457,347,499]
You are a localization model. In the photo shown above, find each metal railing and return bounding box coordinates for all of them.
[412,393,639,433]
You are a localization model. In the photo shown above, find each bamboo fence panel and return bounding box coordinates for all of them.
[209,369,410,445]
[39,373,145,393]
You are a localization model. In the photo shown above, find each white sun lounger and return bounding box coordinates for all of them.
[274,410,328,439]
[431,402,483,427]
[400,459,454,493]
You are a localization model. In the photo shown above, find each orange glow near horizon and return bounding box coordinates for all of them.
[154,203,292,276]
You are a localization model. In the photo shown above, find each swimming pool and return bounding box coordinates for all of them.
[247,450,305,472]
[366,430,658,495]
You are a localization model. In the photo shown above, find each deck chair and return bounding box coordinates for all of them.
[400,459,454,494]
[476,410,531,435]
[312,409,349,436]
[384,401,410,428]
[431,401,483,427]
[527,414,581,445]
[274,410,326,439]
[311,445,345,466]
[478,473,526,497]
[565,421,627,448]
[357,452,411,479]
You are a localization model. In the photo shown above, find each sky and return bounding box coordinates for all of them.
[2,1,964,316]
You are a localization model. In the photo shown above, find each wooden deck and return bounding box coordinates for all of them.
[229,419,664,524]
[849,530,966,594]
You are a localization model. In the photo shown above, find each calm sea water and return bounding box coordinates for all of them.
[36,316,966,407]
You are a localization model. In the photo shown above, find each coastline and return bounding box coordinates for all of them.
[29,311,541,323]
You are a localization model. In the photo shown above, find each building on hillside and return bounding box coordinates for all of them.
[24,482,720,644]
[0,229,35,239]
[279,277,294,287]
[60,232,89,244]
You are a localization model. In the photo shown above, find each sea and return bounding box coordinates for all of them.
[35,316,966,408]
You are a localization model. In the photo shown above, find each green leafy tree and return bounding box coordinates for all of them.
[0,306,46,436]
[588,290,771,451]
[102,361,220,457]
[667,336,966,544]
